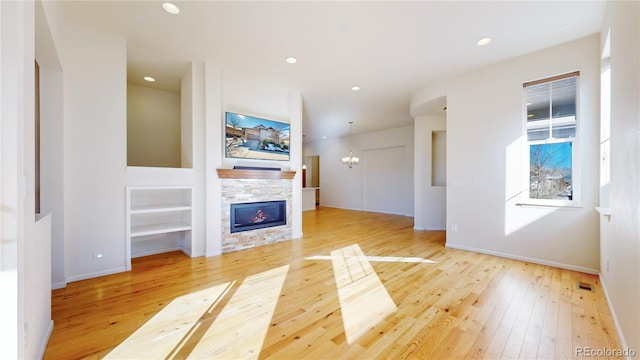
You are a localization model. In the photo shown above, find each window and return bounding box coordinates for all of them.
[524,72,579,205]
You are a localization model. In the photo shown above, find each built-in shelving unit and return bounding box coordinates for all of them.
[126,186,192,269]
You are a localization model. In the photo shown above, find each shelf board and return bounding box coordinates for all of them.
[130,205,191,214]
[131,222,191,237]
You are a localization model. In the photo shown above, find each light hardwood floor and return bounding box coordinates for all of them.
[44,207,620,359]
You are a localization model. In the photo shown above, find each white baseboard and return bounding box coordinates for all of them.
[414,226,446,231]
[66,266,127,283]
[51,281,66,290]
[320,205,413,217]
[131,247,182,259]
[37,320,54,360]
[445,242,599,275]
[599,275,631,358]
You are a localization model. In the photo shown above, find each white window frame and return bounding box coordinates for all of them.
[522,72,580,207]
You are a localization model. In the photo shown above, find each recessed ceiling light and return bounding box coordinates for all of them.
[286,57,297,64]
[476,37,492,46]
[351,86,360,91]
[143,76,156,82]
[162,2,180,15]
[322,136,327,139]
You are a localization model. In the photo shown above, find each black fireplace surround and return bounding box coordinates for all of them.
[230,200,286,233]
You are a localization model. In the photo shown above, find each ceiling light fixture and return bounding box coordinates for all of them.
[476,37,492,46]
[143,76,156,82]
[342,121,360,169]
[286,57,297,64]
[162,2,180,15]
[351,86,360,91]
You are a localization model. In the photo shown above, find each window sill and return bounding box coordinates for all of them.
[595,206,612,221]
[516,202,583,209]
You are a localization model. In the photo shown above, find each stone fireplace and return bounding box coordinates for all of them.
[217,169,295,253]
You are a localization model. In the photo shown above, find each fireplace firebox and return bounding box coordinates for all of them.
[230,200,286,233]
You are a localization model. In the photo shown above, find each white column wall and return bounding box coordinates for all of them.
[190,62,206,257]
[2,1,52,358]
[39,67,65,289]
[1,3,25,358]
[599,0,640,352]
[62,23,127,281]
[204,62,223,256]
[414,115,446,230]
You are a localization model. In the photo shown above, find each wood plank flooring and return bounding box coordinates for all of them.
[44,207,620,359]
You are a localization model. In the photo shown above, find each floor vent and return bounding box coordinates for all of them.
[577,281,594,292]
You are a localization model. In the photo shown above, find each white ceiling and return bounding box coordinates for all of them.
[58,1,606,143]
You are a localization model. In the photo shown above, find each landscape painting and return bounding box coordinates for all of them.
[225,112,290,161]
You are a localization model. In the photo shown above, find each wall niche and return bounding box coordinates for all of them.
[127,62,191,168]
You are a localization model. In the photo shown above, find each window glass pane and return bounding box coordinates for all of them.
[551,123,576,139]
[551,77,576,119]
[526,83,550,122]
[529,142,573,200]
[527,127,549,141]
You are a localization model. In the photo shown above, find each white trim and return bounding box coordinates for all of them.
[130,247,183,259]
[37,320,54,360]
[445,242,599,275]
[599,275,631,359]
[414,226,446,231]
[516,202,583,209]
[51,281,67,290]
[65,267,128,283]
[321,204,413,217]
[126,166,194,173]
[595,206,612,216]
[523,74,580,207]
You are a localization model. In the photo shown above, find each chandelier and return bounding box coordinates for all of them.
[342,121,360,169]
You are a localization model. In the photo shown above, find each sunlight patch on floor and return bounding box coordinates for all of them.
[187,264,289,359]
[103,281,234,359]
[330,244,397,344]
[103,265,289,359]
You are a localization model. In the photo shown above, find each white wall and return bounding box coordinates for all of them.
[28,215,52,359]
[599,0,640,352]
[205,66,304,255]
[304,125,414,216]
[414,115,447,230]
[412,35,601,273]
[187,62,206,258]
[2,1,52,358]
[62,22,128,281]
[39,67,65,289]
[1,3,26,358]
[204,63,223,256]
[127,84,181,168]
[37,0,65,292]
